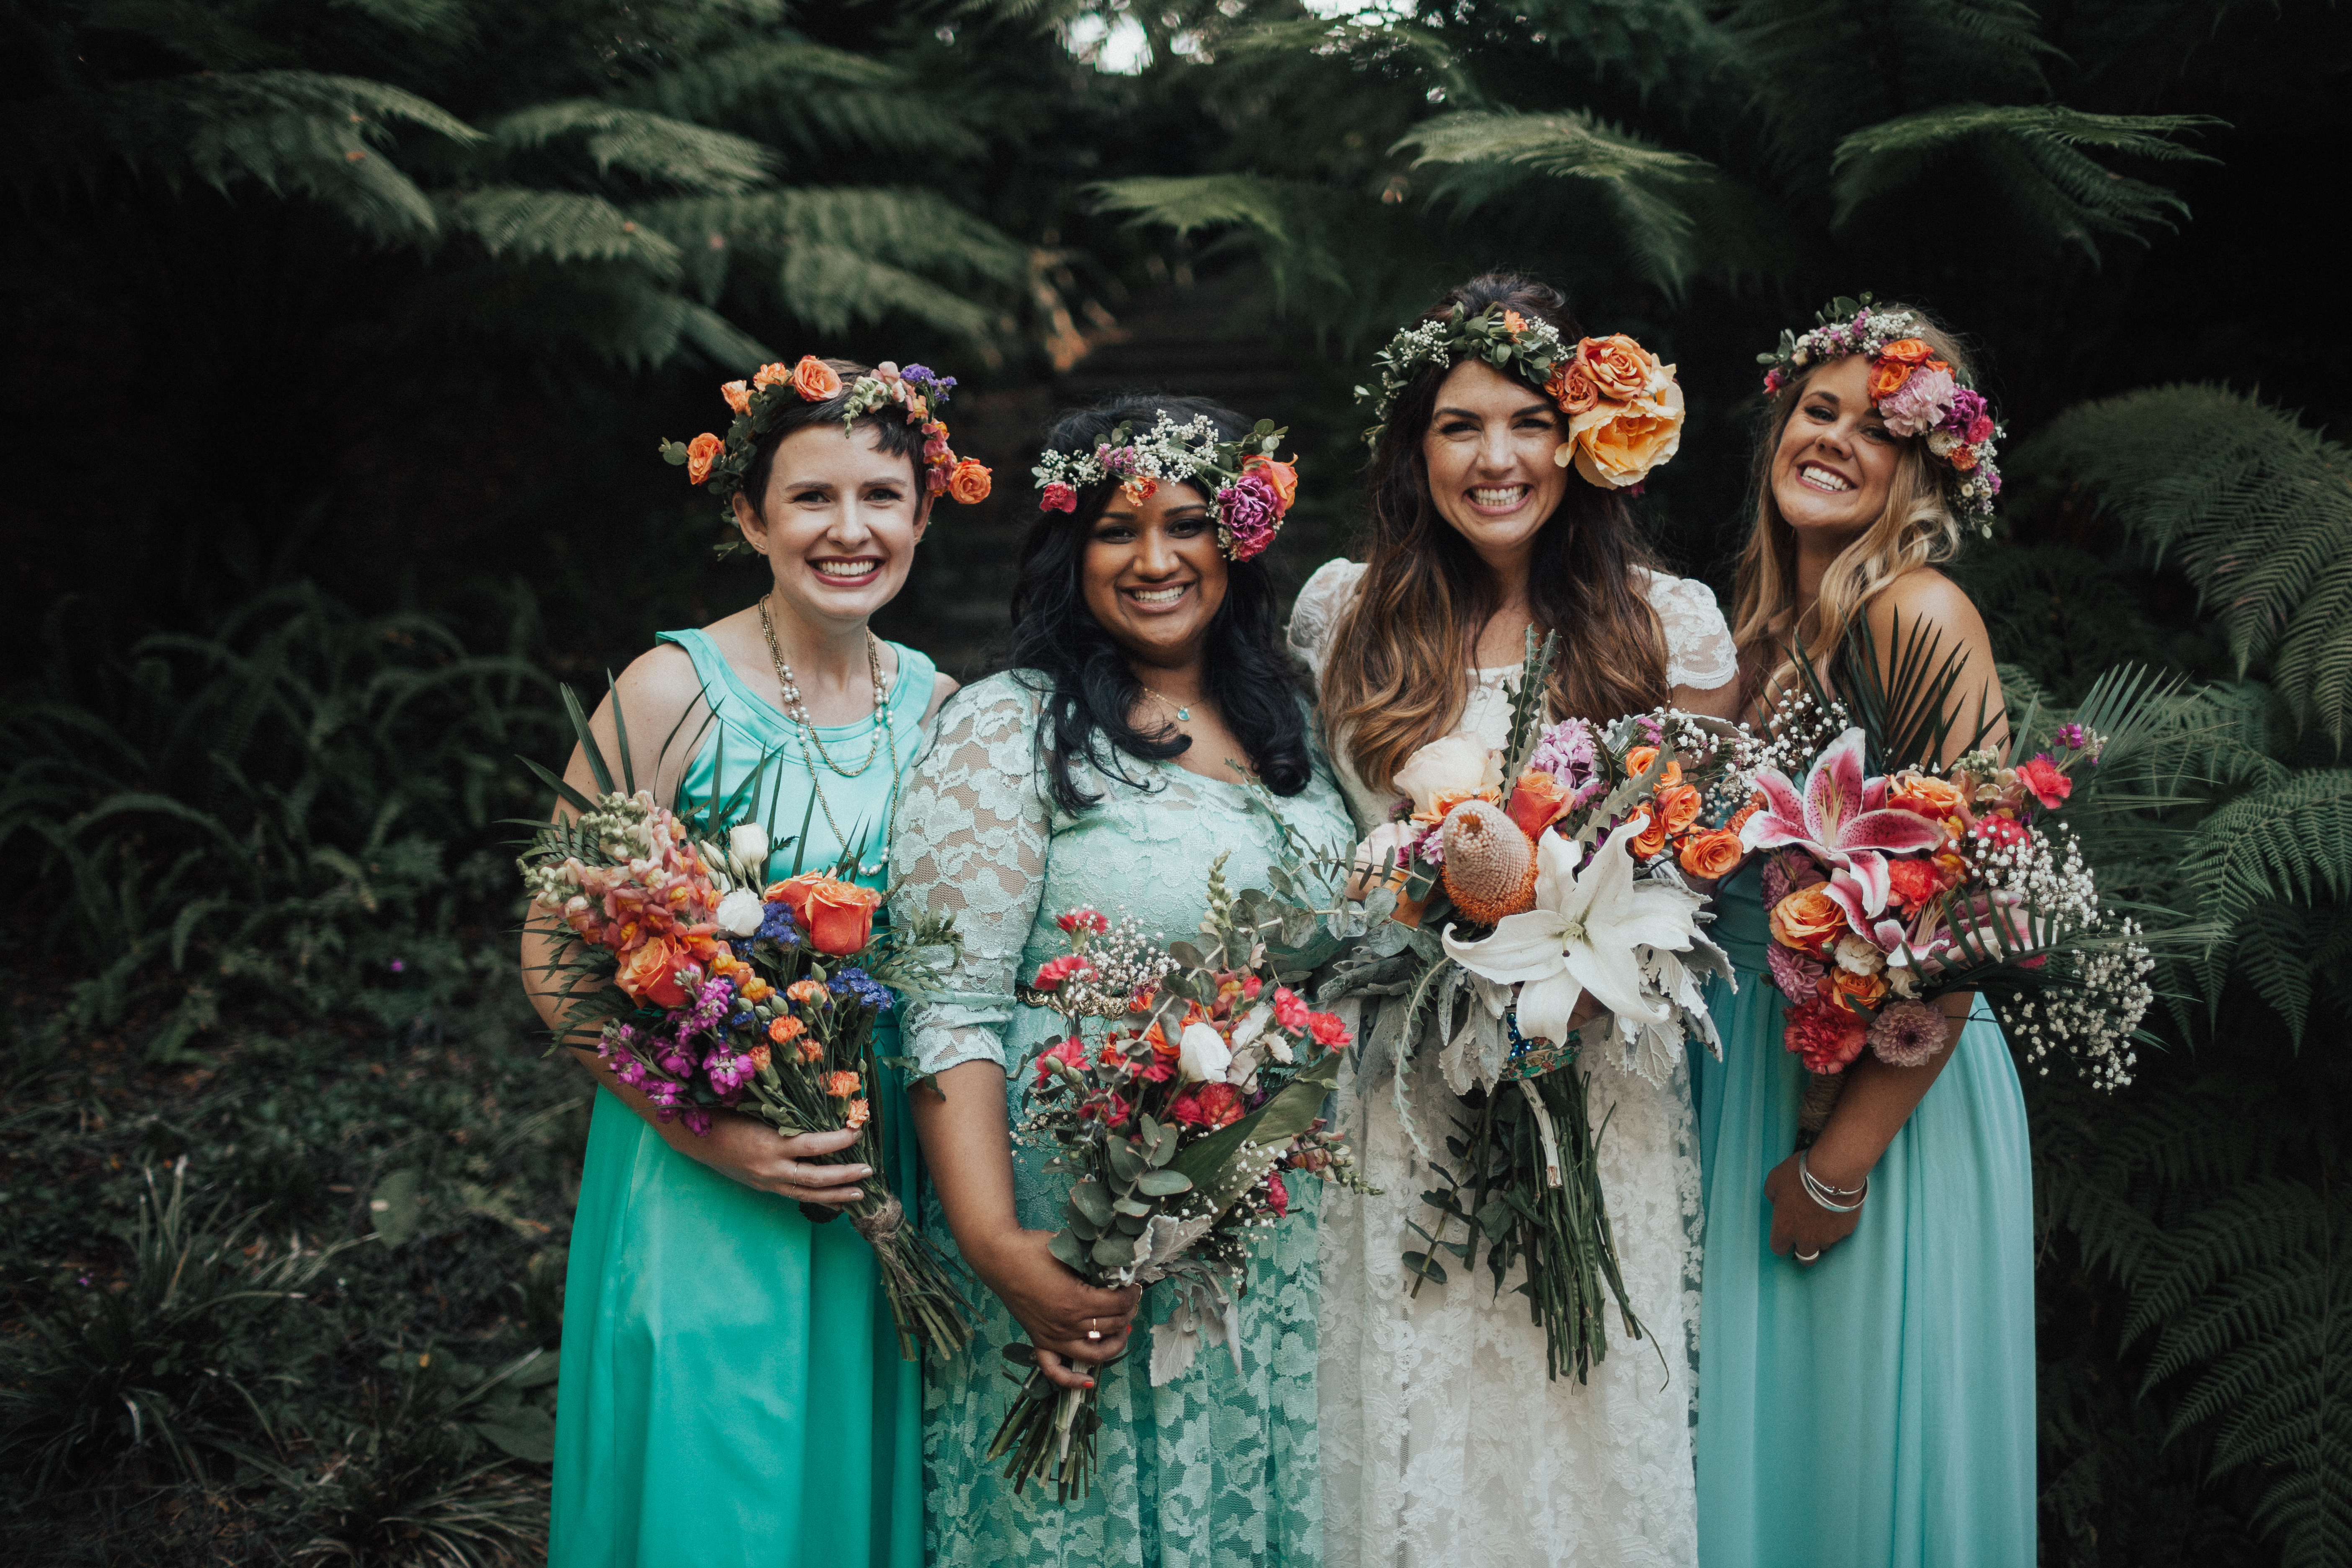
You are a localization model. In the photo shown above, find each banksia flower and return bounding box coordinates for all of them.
[1438,799,1539,924]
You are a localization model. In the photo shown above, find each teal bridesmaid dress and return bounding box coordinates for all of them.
[549,629,936,1568]
[1689,865,2037,1568]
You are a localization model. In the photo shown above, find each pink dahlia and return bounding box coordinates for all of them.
[1767,941,1826,1007]
[1867,999,1949,1068]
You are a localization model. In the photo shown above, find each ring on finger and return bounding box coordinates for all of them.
[1795,1248,1821,1264]
[1085,1315,1103,1342]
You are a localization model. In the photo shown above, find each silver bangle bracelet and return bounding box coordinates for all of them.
[1799,1150,1867,1213]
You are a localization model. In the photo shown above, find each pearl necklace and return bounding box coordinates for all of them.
[758,598,890,779]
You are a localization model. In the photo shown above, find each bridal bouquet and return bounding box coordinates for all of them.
[989,859,1365,1500]
[1326,633,1735,1381]
[518,719,970,1359]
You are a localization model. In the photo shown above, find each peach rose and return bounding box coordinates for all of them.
[616,937,689,1007]
[1828,964,1889,1013]
[1656,782,1703,836]
[1505,769,1571,839]
[685,432,723,485]
[1240,454,1298,511]
[1546,359,1599,416]
[1565,377,1685,489]
[790,355,842,402]
[1576,335,1658,402]
[946,458,991,504]
[1631,808,1670,859]
[722,380,753,415]
[1623,745,1683,788]
[1877,338,1934,365]
[1888,771,1966,822]
[1678,828,1744,879]
[772,873,883,956]
[1769,884,1847,957]
[1868,357,1914,402]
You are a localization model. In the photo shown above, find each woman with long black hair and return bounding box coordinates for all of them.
[892,395,1350,1563]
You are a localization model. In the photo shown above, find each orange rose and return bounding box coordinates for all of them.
[1240,454,1298,511]
[1769,885,1847,957]
[1631,808,1670,859]
[1546,359,1599,416]
[1678,828,1744,879]
[1828,965,1889,1013]
[771,873,883,956]
[790,355,842,402]
[685,433,723,485]
[1656,783,1703,836]
[1576,335,1655,401]
[1868,358,1914,401]
[1623,746,1683,788]
[1877,338,1933,365]
[720,379,752,415]
[1506,769,1571,839]
[615,937,689,1007]
[1888,771,1966,820]
[946,458,992,504]
[1566,379,1685,489]
[844,1098,870,1130]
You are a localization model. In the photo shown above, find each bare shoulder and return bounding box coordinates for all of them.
[610,641,707,721]
[925,671,960,728]
[1868,567,1988,648]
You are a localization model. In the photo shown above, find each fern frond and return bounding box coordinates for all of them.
[2177,769,2352,944]
[629,40,987,159]
[440,188,683,279]
[1086,173,1353,303]
[492,101,776,193]
[396,263,766,371]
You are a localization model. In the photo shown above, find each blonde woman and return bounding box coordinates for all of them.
[1691,301,2032,1567]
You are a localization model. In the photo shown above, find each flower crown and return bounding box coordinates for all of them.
[1357,302,1686,490]
[1031,413,1299,562]
[1758,295,2003,533]
[660,356,992,557]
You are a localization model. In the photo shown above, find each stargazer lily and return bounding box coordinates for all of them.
[1740,727,1944,919]
[1441,815,1702,1046]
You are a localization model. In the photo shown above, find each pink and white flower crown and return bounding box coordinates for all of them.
[660,356,992,557]
[1758,296,2003,534]
[1030,412,1298,562]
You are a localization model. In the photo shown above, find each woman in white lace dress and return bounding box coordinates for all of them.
[1289,275,1741,1568]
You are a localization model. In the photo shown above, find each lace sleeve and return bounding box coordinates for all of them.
[889,675,1052,1076]
[1641,570,1738,691]
[1286,558,1366,686]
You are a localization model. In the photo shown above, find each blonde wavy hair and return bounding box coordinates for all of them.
[1728,305,1975,709]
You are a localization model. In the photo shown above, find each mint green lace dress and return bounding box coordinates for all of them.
[890,670,1354,1567]
[549,629,936,1568]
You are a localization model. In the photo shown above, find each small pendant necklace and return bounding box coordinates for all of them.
[1136,680,1197,723]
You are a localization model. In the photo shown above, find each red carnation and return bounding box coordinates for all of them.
[1264,1170,1289,1217]
[1782,997,1868,1074]
[1041,481,1078,513]
[2017,755,2072,810]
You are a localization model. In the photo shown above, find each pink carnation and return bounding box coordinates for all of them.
[1966,413,1995,444]
[1041,481,1078,513]
[1877,365,1957,439]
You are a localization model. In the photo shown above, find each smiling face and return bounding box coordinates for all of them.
[1080,480,1228,671]
[1771,354,1904,548]
[1421,358,1571,573]
[732,422,930,633]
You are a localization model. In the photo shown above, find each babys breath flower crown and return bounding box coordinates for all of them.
[1357,302,1686,490]
[661,355,993,559]
[1757,295,2004,534]
[1031,413,1300,562]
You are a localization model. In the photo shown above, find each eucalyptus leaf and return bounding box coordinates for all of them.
[1136,1168,1193,1196]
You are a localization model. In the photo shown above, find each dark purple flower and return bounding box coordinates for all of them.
[1767,942,1825,1007]
[1217,474,1281,560]
[388,959,405,973]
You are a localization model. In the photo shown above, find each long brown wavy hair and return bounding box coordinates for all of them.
[1729,306,1975,709]
[1320,273,1671,796]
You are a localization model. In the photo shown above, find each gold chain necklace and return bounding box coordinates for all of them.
[1135,680,1200,723]
[757,598,902,872]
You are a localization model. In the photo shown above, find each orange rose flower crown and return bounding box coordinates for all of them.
[660,356,991,557]
[1359,302,1685,492]
[1757,294,2003,534]
[1029,411,1299,562]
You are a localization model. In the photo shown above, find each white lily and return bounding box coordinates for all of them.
[1442,815,1702,1046]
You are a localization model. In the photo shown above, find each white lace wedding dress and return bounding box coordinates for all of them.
[1288,558,1739,1568]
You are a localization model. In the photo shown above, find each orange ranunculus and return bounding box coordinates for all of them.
[616,937,689,1007]
[823,1070,861,1099]
[946,458,991,504]
[1623,745,1684,788]
[720,379,753,415]
[844,1098,870,1130]
[790,355,842,401]
[772,873,882,956]
[1878,338,1934,366]
[1546,359,1599,416]
[685,433,723,485]
[1769,884,1848,958]
[1828,964,1889,1014]
[1631,808,1670,859]
[1868,357,1915,402]
[1506,769,1571,839]
[1657,782,1703,836]
[1567,379,1685,489]
[1678,828,1744,879]
[1576,335,1657,402]
[1240,454,1299,511]
[1502,309,1528,338]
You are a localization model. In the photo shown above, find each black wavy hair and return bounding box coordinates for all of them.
[1007,394,1312,815]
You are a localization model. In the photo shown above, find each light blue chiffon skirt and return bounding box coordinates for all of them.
[1689,867,2035,1568]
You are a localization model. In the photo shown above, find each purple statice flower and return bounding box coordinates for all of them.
[1217,474,1280,560]
[756,902,799,947]
[1767,942,1824,1007]
[829,966,895,1014]
[2054,722,2086,749]
[900,364,955,403]
[1867,999,1949,1068]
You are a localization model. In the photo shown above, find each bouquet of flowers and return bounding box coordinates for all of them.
[1325,632,1736,1382]
[1737,623,2161,1140]
[988,858,1366,1500]
[518,719,970,1359]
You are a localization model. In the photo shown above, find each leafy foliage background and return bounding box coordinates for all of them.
[2,0,2348,1563]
